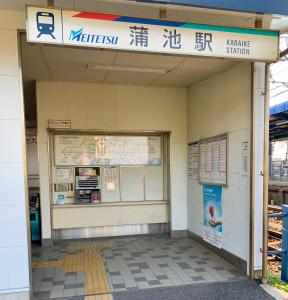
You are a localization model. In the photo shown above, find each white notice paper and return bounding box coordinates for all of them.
[55,168,72,183]
[199,134,227,185]
[104,167,117,191]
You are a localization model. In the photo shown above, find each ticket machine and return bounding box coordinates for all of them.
[75,167,101,204]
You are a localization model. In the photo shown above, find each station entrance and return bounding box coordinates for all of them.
[20,7,277,297]
[21,31,249,298]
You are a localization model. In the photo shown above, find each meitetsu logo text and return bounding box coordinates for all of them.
[69,28,118,45]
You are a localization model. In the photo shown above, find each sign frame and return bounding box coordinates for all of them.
[52,133,162,167]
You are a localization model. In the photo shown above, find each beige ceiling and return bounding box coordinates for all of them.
[21,33,236,87]
[21,32,236,125]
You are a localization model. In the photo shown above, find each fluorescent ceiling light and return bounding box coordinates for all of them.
[86,64,169,74]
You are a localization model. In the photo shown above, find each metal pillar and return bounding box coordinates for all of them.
[250,62,255,279]
[262,64,270,284]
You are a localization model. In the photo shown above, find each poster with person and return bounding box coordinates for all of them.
[203,185,222,248]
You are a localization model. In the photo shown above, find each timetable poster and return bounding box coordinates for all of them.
[203,185,222,248]
[187,142,199,179]
[199,134,227,185]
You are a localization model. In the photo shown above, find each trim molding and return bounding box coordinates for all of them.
[0,290,30,299]
[170,230,188,238]
[188,230,247,274]
[53,223,166,240]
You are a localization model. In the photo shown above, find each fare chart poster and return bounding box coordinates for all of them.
[203,185,222,248]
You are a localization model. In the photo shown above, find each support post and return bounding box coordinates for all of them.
[262,64,270,283]
[281,205,288,281]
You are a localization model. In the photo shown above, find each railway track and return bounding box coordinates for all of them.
[268,205,282,260]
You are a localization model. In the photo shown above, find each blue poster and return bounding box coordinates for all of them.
[203,185,222,248]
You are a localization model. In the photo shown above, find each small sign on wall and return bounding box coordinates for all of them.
[48,120,71,129]
[242,142,248,176]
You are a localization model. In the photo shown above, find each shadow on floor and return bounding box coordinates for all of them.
[112,280,275,300]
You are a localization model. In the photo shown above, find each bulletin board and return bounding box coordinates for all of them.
[144,166,163,200]
[199,134,227,186]
[120,167,145,202]
[53,134,161,166]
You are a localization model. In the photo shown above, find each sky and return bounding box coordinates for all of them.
[270,34,288,107]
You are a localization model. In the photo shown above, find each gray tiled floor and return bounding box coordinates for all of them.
[102,235,245,292]
[31,234,245,299]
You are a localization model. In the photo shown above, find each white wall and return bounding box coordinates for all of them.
[26,143,39,188]
[187,63,251,265]
[37,82,187,239]
[0,12,30,295]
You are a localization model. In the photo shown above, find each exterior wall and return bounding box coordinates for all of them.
[0,12,30,295]
[37,81,187,239]
[187,63,251,268]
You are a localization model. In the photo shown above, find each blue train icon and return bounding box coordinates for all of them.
[36,12,56,39]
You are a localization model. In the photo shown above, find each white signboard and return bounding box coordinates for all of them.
[242,142,248,176]
[199,134,227,186]
[55,167,73,183]
[26,7,62,44]
[54,135,161,166]
[26,6,279,61]
[48,119,71,129]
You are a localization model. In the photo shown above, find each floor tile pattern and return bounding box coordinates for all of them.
[32,234,245,299]
[102,235,245,292]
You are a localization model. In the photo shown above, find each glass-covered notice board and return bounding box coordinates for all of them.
[51,133,164,205]
[54,134,161,166]
[199,133,227,186]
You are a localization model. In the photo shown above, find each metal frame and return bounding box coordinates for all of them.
[198,133,228,187]
[280,48,288,59]
[50,130,163,167]
[48,130,170,239]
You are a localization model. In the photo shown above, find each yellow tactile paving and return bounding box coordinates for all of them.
[32,260,64,269]
[32,242,113,299]
[85,294,113,300]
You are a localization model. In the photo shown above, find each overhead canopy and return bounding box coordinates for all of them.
[135,0,288,16]
[270,101,288,140]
